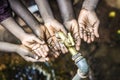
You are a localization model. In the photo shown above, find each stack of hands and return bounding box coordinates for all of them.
[0,0,99,62]
[20,9,99,62]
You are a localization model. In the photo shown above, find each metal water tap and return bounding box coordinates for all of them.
[56,31,89,80]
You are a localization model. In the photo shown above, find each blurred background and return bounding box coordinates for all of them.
[0,0,120,80]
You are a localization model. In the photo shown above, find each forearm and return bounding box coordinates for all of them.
[82,0,99,10]
[8,0,40,31]
[0,42,19,52]
[57,0,75,22]
[35,0,54,22]
[1,17,28,41]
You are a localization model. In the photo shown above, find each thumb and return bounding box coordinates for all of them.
[34,37,45,44]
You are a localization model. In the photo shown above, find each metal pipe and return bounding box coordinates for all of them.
[56,31,89,79]
[72,72,81,80]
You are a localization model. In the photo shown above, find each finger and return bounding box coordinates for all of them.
[53,44,59,51]
[83,30,87,41]
[54,51,60,58]
[55,41,61,51]
[52,35,61,50]
[25,56,47,62]
[48,44,60,58]
[32,54,49,61]
[34,49,41,57]
[93,21,99,38]
[49,41,58,51]
[76,37,81,51]
[44,45,49,52]
[25,42,36,49]
[63,45,68,53]
[72,32,80,51]
[32,44,45,57]
[87,35,91,43]
[34,37,45,44]
[79,25,84,39]
[60,28,67,35]
[24,52,36,59]
[50,50,60,58]
[37,57,49,62]
[32,44,40,50]
[91,32,95,42]
[47,36,59,51]
[57,23,67,35]
[40,45,48,57]
[44,57,49,61]
[59,43,66,54]
[87,32,92,43]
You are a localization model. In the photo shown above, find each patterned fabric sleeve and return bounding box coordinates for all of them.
[0,0,12,22]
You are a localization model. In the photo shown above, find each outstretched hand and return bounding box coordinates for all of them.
[21,34,49,58]
[44,19,68,54]
[78,9,99,43]
[64,19,81,51]
[17,45,49,62]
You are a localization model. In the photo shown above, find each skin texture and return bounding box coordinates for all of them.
[0,42,49,62]
[9,0,63,57]
[8,0,63,59]
[1,17,49,58]
[82,0,99,10]
[8,0,50,58]
[78,9,99,43]
[35,0,68,54]
[57,0,81,51]
[8,0,42,38]
[78,0,99,43]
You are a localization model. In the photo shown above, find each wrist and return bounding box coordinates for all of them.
[19,33,31,42]
[64,19,77,30]
[44,17,55,23]
[82,0,99,11]
[15,45,21,53]
[82,6,95,11]
[63,16,75,22]
[80,8,95,14]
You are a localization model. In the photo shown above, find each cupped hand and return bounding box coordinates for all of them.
[21,34,49,58]
[17,45,49,62]
[78,9,99,43]
[31,24,65,58]
[64,19,81,51]
[44,19,68,54]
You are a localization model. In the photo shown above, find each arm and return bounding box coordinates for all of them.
[0,1,49,58]
[34,0,68,54]
[1,17,28,41]
[0,41,18,52]
[56,0,75,22]
[8,0,41,37]
[78,0,99,43]
[82,0,99,11]
[0,42,49,62]
[0,0,26,41]
[34,0,54,22]
[57,0,81,51]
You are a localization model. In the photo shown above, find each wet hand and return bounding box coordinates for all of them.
[78,9,99,43]
[64,19,81,51]
[31,24,65,58]
[44,19,68,54]
[21,34,49,58]
[17,45,49,62]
